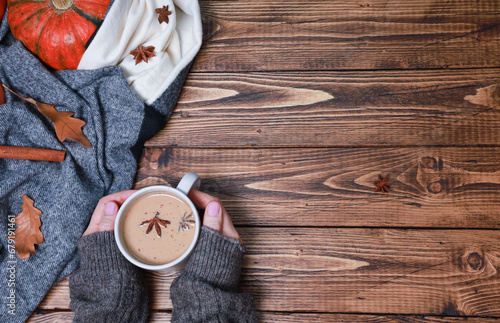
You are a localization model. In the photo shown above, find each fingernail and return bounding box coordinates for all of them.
[105,202,117,216]
[206,202,220,217]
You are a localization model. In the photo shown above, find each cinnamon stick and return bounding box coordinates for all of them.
[0,84,5,105]
[0,146,65,162]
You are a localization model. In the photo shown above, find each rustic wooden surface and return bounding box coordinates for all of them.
[26,311,500,322]
[130,147,500,228]
[194,0,500,71]
[30,0,500,322]
[25,311,500,322]
[38,228,500,316]
[146,71,500,147]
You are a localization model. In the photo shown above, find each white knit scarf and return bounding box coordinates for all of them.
[78,0,202,105]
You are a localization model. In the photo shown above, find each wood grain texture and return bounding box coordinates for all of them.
[31,0,500,320]
[240,228,500,315]
[26,312,172,322]
[37,228,500,316]
[134,147,500,228]
[145,70,500,147]
[194,0,500,71]
[255,313,500,322]
[26,311,500,322]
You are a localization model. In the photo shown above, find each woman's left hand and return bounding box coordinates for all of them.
[83,190,136,236]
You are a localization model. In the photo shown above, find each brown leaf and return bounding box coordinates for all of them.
[12,193,44,259]
[2,85,92,148]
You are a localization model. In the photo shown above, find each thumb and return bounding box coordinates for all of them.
[203,201,222,232]
[98,201,118,232]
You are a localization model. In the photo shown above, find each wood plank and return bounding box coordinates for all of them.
[240,228,500,315]
[255,313,500,322]
[26,311,500,322]
[146,70,500,147]
[194,0,500,71]
[26,312,172,322]
[37,228,500,316]
[134,147,500,228]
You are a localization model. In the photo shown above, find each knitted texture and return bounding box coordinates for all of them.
[69,227,258,323]
[0,16,193,323]
[70,231,148,323]
[171,227,258,323]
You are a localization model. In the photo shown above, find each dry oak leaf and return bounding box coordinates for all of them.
[3,85,92,148]
[12,193,44,259]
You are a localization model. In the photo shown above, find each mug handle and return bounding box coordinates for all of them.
[176,172,201,195]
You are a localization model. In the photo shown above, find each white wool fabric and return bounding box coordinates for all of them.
[78,0,202,105]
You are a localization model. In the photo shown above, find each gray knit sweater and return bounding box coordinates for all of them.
[69,226,258,322]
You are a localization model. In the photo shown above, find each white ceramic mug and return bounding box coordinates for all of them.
[114,172,201,271]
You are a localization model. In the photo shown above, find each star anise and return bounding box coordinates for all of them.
[156,5,172,24]
[130,45,155,65]
[179,212,195,232]
[140,212,171,237]
[374,175,392,193]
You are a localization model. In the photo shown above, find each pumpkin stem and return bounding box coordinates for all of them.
[50,0,74,11]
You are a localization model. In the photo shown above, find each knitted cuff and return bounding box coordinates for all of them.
[183,226,246,291]
[77,231,137,275]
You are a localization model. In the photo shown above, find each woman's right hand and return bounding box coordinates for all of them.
[188,189,242,244]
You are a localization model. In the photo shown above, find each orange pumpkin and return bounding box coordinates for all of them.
[0,0,6,23]
[7,0,111,70]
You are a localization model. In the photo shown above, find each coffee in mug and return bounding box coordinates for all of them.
[115,172,201,271]
[122,192,197,265]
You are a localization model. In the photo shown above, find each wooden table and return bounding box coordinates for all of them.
[29,0,500,322]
